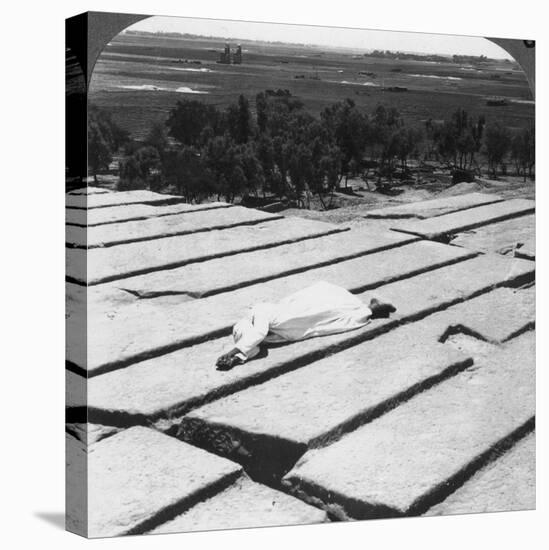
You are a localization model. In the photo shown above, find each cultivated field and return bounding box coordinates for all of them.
[89,32,534,141]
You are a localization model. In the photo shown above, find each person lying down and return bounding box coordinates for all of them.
[216,281,396,371]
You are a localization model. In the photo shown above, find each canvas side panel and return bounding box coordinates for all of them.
[66,11,88,537]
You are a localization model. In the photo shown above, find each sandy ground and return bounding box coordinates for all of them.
[280,176,535,225]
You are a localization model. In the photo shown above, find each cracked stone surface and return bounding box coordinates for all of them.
[68,206,282,248]
[452,215,535,258]
[181,323,471,473]
[68,217,343,285]
[284,333,535,518]
[66,201,230,226]
[67,195,536,535]
[425,432,535,516]
[364,193,502,219]
[85,255,532,420]
[88,426,242,538]
[76,240,477,375]
[394,199,535,240]
[105,226,416,299]
[149,475,327,535]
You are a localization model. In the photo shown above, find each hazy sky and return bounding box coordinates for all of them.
[129,16,513,59]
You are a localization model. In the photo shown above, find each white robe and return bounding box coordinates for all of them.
[232,281,373,361]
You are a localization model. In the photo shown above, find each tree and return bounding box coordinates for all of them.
[392,126,424,171]
[511,126,535,181]
[166,100,221,146]
[366,105,403,182]
[143,122,169,161]
[88,104,129,182]
[202,135,249,202]
[226,95,252,144]
[321,99,369,186]
[163,147,215,202]
[118,146,161,190]
[432,109,484,173]
[484,122,511,178]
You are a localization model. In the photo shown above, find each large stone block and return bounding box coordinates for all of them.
[451,215,535,257]
[149,475,327,534]
[394,199,535,241]
[425,432,535,516]
[284,333,535,519]
[66,201,230,227]
[88,426,242,538]
[109,227,417,299]
[180,323,472,480]
[431,286,535,343]
[86,255,533,419]
[364,193,502,219]
[68,206,282,248]
[66,189,184,210]
[79,240,476,374]
[68,217,343,285]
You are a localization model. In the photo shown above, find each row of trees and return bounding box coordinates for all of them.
[88,93,535,207]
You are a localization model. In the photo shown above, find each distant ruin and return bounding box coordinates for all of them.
[218,43,243,64]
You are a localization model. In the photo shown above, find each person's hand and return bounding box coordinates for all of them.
[216,349,244,371]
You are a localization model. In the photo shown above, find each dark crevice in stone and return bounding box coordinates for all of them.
[503,321,535,342]
[438,324,491,344]
[164,359,473,487]
[116,236,420,302]
[366,198,505,220]
[309,357,473,450]
[66,361,87,377]
[65,204,232,228]
[393,208,535,243]
[408,416,535,516]
[284,417,535,521]
[173,417,306,487]
[66,197,189,211]
[78,226,347,286]
[283,477,403,521]
[68,215,286,249]
[84,262,534,427]
[122,469,243,537]
[85,250,479,377]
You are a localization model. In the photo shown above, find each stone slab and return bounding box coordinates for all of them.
[180,323,472,479]
[88,426,242,538]
[149,475,327,534]
[108,227,417,299]
[86,254,533,417]
[431,285,535,343]
[425,432,535,516]
[394,199,535,240]
[364,193,502,219]
[79,240,476,374]
[67,206,283,248]
[68,217,343,285]
[284,333,535,518]
[451,215,535,258]
[66,201,230,227]
[66,190,184,210]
